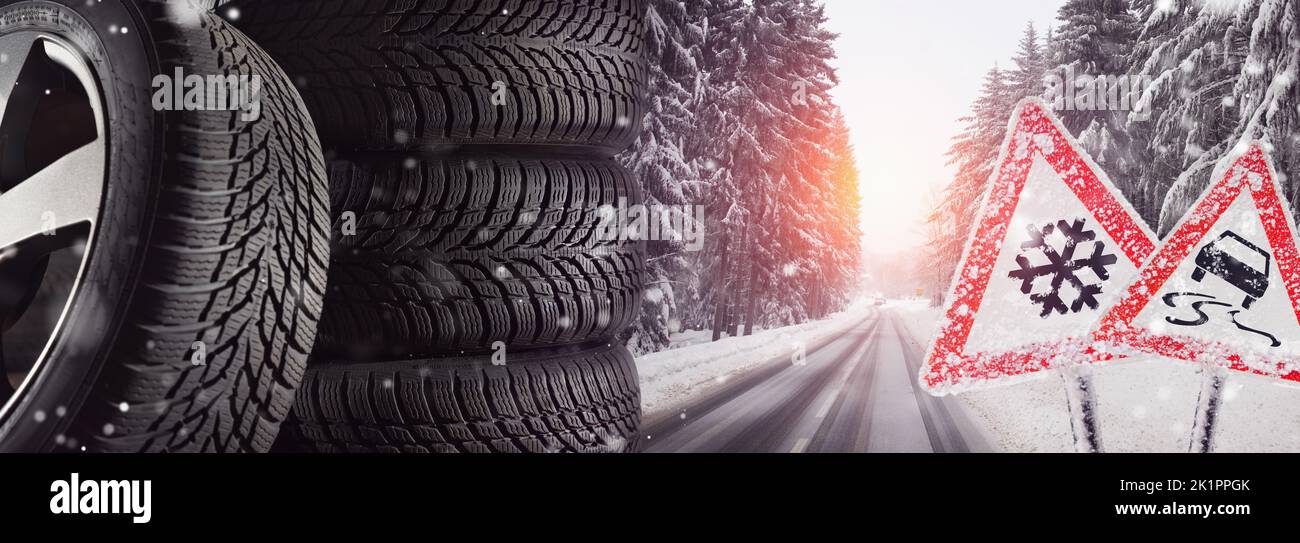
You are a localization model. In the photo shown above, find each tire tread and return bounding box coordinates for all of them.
[78,4,331,453]
[290,343,641,453]
[230,0,647,153]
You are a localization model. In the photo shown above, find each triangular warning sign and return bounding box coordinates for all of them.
[920,99,1156,395]
[1093,143,1300,382]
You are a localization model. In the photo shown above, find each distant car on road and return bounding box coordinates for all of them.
[874,296,887,306]
[1192,231,1271,309]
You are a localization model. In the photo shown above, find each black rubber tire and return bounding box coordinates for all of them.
[227,0,647,155]
[0,0,330,453]
[285,342,641,453]
[319,154,645,359]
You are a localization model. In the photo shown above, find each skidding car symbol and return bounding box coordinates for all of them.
[1191,231,1271,309]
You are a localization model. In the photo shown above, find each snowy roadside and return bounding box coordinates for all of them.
[893,303,1300,452]
[637,301,875,421]
[660,329,719,352]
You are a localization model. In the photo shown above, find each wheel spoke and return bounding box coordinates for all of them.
[0,32,38,126]
[0,140,104,251]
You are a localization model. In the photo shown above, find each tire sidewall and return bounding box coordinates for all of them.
[0,0,161,452]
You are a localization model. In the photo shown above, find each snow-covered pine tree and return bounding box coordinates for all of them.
[730,0,793,333]
[685,0,861,339]
[926,23,1050,304]
[1048,0,1141,183]
[618,0,706,354]
[1123,0,1231,227]
[817,109,864,316]
[1126,0,1299,234]
[1008,22,1049,98]
[686,0,751,338]
[927,66,1017,302]
[1226,0,1300,212]
[918,185,950,307]
[745,0,848,330]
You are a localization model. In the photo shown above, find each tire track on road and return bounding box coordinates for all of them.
[642,313,880,452]
[806,324,884,452]
[893,313,971,453]
[718,318,884,453]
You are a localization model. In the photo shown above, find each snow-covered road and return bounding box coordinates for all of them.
[640,307,995,453]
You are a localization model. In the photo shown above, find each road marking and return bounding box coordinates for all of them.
[815,395,837,419]
[790,322,880,453]
[790,438,810,454]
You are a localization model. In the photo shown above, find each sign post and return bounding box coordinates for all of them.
[1188,365,1229,453]
[1092,142,1300,453]
[919,99,1156,452]
[1059,365,1103,453]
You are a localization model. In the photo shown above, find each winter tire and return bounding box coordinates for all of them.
[320,154,645,359]
[228,0,647,155]
[0,0,330,452]
[283,341,641,453]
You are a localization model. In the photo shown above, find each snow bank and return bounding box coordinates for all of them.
[661,329,719,352]
[638,301,875,419]
[894,302,1300,452]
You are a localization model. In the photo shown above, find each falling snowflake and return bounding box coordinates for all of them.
[1008,218,1118,318]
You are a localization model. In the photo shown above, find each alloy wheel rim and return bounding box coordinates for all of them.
[0,31,106,422]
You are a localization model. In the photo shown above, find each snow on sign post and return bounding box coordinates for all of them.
[919,99,1156,452]
[1092,142,1300,453]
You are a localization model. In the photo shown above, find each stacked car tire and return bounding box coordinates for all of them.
[230,0,649,453]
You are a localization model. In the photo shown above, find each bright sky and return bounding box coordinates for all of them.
[822,0,1064,254]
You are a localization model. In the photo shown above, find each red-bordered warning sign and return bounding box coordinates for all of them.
[920,99,1156,394]
[1093,143,1300,382]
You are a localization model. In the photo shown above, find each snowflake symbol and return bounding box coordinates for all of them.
[1008,218,1118,318]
